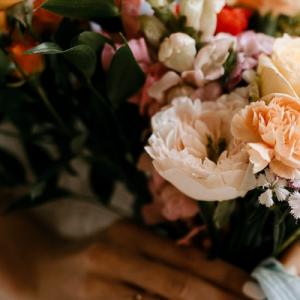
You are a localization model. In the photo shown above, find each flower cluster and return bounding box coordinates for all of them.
[117,0,300,225]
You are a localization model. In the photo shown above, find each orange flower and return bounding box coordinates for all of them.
[231,94,300,179]
[0,0,22,10]
[32,0,63,34]
[0,12,7,32]
[9,36,44,76]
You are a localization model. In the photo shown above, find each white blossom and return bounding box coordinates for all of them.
[259,189,274,208]
[256,169,289,203]
[288,192,300,219]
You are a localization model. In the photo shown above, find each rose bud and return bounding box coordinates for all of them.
[158,32,196,72]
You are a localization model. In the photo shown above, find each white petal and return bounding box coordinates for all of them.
[274,187,290,201]
[289,192,300,219]
[258,189,274,207]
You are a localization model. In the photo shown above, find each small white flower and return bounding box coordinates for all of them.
[259,189,274,208]
[288,192,300,219]
[275,187,290,202]
[158,33,197,72]
[256,169,289,202]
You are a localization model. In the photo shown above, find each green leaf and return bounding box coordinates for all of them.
[75,31,113,54]
[213,200,236,229]
[26,42,97,79]
[42,0,119,19]
[107,45,145,108]
[221,49,237,86]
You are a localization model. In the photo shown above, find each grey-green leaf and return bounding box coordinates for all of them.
[26,43,97,79]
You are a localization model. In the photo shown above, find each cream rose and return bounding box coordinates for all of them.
[158,33,197,72]
[146,89,256,201]
[258,35,300,98]
[231,93,300,180]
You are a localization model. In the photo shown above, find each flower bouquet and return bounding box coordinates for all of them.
[2,0,300,298]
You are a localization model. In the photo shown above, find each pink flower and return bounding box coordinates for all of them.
[227,31,274,89]
[142,169,199,225]
[191,81,223,102]
[115,0,141,38]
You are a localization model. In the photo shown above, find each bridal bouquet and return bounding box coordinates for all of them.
[121,0,300,271]
[2,0,300,287]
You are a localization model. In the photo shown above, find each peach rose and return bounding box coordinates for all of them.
[0,12,7,32]
[230,0,300,16]
[0,0,22,10]
[231,93,300,179]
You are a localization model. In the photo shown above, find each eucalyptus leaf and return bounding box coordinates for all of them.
[213,200,236,229]
[107,45,145,108]
[42,0,119,19]
[26,42,97,78]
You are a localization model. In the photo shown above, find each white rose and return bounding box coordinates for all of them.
[258,35,300,98]
[146,92,256,201]
[158,33,197,72]
[180,0,225,40]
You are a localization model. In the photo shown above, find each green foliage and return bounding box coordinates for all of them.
[107,44,145,108]
[42,0,119,19]
[221,50,237,87]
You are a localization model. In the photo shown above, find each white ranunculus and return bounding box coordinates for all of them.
[182,35,236,87]
[145,90,256,201]
[158,33,197,72]
[258,35,300,98]
[180,0,225,40]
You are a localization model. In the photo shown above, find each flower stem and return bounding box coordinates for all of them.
[278,227,300,254]
[7,50,69,135]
